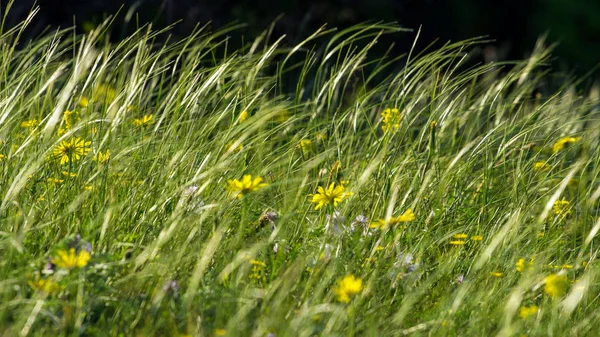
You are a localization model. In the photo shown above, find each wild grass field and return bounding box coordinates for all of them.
[1,9,600,337]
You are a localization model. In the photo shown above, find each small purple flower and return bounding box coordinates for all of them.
[163,280,180,295]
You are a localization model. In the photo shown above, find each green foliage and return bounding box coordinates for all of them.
[0,13,600,337]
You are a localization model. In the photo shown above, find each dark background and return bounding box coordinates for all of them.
[2,0,599,76]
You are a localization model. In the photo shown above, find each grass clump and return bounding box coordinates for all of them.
[1,10,600,337]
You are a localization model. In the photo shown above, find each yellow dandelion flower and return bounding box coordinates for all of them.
[552,136,579,153]
[20,119,39,128]
[133,114,154,127]
[381,108,401,132]
[544,273,568,298]
[309,182,352,210]
[63,110,80,129]
[449,240,466,246]
[552,199,571,216]
[490,272,503,277]
[52,248,91,269]
[238,110,249,122]
[369,209,415,230]
[227,174,268,199]
[453,233,468,239]
[79,96,89,108]
[298,139,312,155]
[28,277,62,293]
[471,235,484,241]
[52,137,91,165]
[516,258,534,272]
[533,161,550,171]
[333,274,363,303]
[518,305,539,319]
[92,150,110,164]
[47,178,64,184]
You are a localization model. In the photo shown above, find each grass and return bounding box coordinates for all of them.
[1,8,600,337]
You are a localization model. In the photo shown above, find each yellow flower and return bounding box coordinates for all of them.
[316,132,328,141]
[0,153,5,161]
[552,199,571,216]
[518,305,539,319]
[47,178,64,184]
[516,258,534,272]
[52,137,91,165]
[369,209,415,230]
[238,110,249,122]
[309,182,352,210]
[227,175,268,199]
[448,240,466,246]
[79,96,89,108]
[552,136,579,153]
[20,119,39,128]
[470,235,484,241]
[544,273,568,298]
[63,110,80,129]
[333,274,363,303]
[490,272,503,277]
[381,108,401,132]
[133,114,154,127]
[84,185,93,191]
[214,329,227,336]
[61,171,77,177]
[93,150,110,164]
[298,139,312,155]
[28,277,62,293]
[533,161,550,171]
[561,264,573,269]
[52,248,91,269]
[453,233,468,239]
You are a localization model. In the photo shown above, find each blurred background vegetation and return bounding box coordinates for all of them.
[2,0,599,78]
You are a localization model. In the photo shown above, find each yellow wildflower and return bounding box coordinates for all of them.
[20,119,39,128]
[309,182,352,210]
[533,161,550,171]
[79,96,89,108]
[333,274,363,303]
[561,264,573,269]
[381,108,401,132]
[63,110,80,129]
[93,150,111,164]
[28,277,62,293]
[552,199,571,216]
[544,273,568,298]
[0,153,5,161]
[316,132,328,141]
[61,171,77,177]
[516,258,534,272]
[298,139,313,155]
[227,175,268,199]
[470,235,484,241]
[453,233,468,239]
[133,114,154,127]
[518,305,539,319]
[490,272,503,277]
[449,240,466,246]
[52,248,91,269]
[238,110,249,122]
[552,136,579,153]
[52,137,91,165]
[214,329,227,336]
[47,178,64,184]
[369,209,415,230]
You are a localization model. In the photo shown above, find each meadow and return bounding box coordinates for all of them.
[1,11,600,337]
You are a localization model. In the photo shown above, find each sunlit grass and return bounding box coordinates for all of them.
[1,6,600,337]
